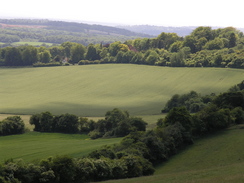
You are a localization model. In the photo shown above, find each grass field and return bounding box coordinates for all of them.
[0,132,122,163]
[12,41,54,46]
[0,64,243,116]
[102,125,244,183]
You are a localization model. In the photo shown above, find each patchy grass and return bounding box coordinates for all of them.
[0,65,243,116]
[102,125,244,183]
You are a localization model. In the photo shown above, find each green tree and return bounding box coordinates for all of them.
[191,26,213,40]
[71,44,86,63]
[55,113,79,133]
[4,47,23,66]
[22,46,38,65]
[39,50,51,63]
[129,117,147,131]
[163,107,193,131]
[183,35,197,53]
[156,32,181,49]
[86,44,100,61]
[109,42,121,57]
[145,50,158,65]
[29,111,54,132]
[169,41,183,52]
[229,32,237,48]
[49,46,65,60]
[204,38,224,50]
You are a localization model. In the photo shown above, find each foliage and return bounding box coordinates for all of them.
[0,116,25,136]
[1,24,244,69]
[88,108,147,139]
[30,112,80,133]
[162,91,213,113]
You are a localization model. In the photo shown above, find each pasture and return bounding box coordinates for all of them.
[0,64,243,116]
[0,132,122,162]
[102,125,244,183]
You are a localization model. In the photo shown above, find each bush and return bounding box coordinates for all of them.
[0,116,25,136]
[33,62,62,67]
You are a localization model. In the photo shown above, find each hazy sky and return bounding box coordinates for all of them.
[1,0,243,27]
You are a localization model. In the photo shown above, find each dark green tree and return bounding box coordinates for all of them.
[86,44,100,61]
[22,46,38,65]
[70,44,86,63]
[4,47,22,66]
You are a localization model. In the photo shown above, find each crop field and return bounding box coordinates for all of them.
[0,64,243,116]
[102,125,244,183]
[0,132,122,162]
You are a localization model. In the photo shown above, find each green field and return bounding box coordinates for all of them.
[0,132,122,163]
[0,64,243,116]
[102,125,244,183]
[12,41,54,46]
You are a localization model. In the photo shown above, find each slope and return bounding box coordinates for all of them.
[0,64,243,116]
[102,125,244,183]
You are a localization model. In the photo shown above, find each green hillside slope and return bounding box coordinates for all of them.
[102,125,244,183]
[0,65,243,116]
[0,132,122,162]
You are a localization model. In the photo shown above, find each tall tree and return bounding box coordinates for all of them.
[4,47,22,66]
[39,50,52,63]
[71,44,86,63]
[86,44,99,61]
[22,46,38,65]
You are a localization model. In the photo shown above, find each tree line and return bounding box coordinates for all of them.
[29,108,147,139]
[0,26,244,68]
[0,80,243,182]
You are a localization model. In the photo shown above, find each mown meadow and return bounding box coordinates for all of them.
[1,64,243,116]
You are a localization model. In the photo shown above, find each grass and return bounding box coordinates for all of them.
[102,125,244,183]
[0,132,122,163]
[12,41,54,46]
[0,64,243,117]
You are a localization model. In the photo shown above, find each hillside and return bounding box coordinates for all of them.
[117,25,244,37]
[0,132,122,162]
[0,65,242,116]
[117,25,197,36]
[102,125,244,183]
[0,19,152,45]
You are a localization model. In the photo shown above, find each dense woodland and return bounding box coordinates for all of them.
[0,80,243,182]
[0,24,244,68]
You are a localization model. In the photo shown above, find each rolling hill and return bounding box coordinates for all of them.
[0,19,152,46]
[0,64,243,116]
[102,125,244,183]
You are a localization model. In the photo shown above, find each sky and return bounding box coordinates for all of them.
[1,0,244,28]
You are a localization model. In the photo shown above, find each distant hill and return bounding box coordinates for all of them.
[117,25,244,37]
[117,25,197,37]
[0,19,152,45]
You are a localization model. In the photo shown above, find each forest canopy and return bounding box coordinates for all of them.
[0,22,244,69]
